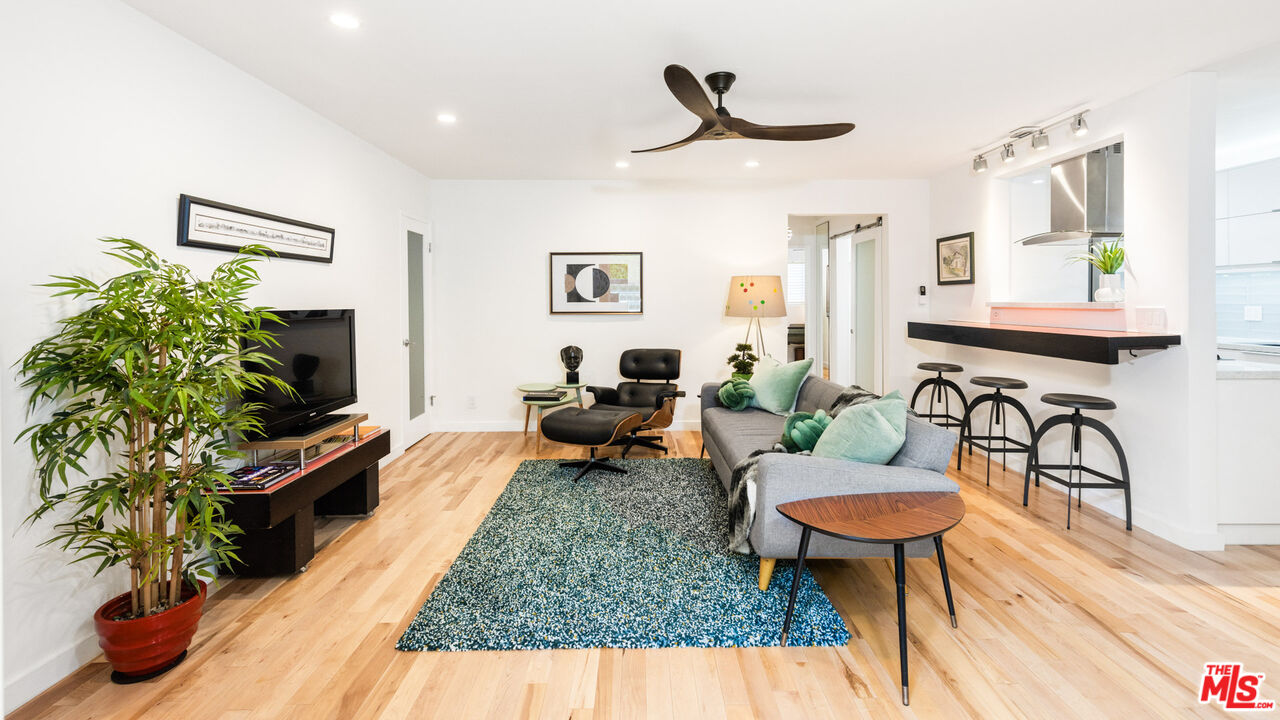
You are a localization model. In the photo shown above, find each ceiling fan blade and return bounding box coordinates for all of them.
[731,119,855,141]
[663,64,719,124]
[631,120,715,153]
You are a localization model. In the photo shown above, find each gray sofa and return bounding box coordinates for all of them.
[701,375,959,590]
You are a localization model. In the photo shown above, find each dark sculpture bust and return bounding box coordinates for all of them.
[560,345,583,383]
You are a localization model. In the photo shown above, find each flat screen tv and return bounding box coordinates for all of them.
[242,309,357,438]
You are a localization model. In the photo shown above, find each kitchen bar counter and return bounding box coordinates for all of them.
[907,320,1182,364]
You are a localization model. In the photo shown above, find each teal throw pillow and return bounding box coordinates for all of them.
[812,390,908,465]
[748,356,814,415]
[717,378,756,411]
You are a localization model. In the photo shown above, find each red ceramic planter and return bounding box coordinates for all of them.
[93,581,206,680]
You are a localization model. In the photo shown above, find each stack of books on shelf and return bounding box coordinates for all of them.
[523,390,567,402]
[226,463,298,491]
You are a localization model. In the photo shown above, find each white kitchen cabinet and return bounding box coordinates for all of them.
[1227,159,1280,218]
[1217,158,1280,266]
[1218,375,1280,543]
[1222,211,1280,266]
[1216,218,1230,266]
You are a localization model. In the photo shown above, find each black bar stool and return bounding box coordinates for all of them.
[959,377,1035,483]
[908,363,967,431]
[1023,393,1131,531]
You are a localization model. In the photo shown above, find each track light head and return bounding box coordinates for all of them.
[1031,130,1049,150]
[1070,113,1088,137]
[973,155,988,173]
[1001,143,1016,163]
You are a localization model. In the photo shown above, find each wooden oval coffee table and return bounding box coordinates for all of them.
[776,491,965,706]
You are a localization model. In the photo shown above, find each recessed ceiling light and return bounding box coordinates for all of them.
[436,113,457,125]
[329,12,360,29]
[1031,178,1046,184]
[744,160,760,168]
[615,160,630,169]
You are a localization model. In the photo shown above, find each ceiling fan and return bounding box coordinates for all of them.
[632,64,855,153]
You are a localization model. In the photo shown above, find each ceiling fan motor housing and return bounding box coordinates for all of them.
[704,71,737,96]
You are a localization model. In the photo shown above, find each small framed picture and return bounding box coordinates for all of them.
[177,194,335,263]
[549,252,643,314]
[936,232,974,285]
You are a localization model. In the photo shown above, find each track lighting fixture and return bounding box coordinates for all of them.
[1070,113,1088,136]
[970,110,1089,174]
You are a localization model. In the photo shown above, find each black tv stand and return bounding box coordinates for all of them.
[222,425,389,575]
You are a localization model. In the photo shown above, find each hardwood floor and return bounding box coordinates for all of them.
[12,429,1279,719]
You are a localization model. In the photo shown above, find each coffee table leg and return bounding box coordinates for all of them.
[524,405,532,434]
[780,527,812,647]
[894,542,909,706]
[934,535,957,628]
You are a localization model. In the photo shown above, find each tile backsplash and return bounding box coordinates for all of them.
[1217,269,1280,341]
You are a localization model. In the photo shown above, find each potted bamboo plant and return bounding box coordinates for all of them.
[17,238,290,682]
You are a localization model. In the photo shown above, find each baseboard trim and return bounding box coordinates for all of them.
[6,631,101,712]
[1218,524,1280,545]
[981,452,1225,551]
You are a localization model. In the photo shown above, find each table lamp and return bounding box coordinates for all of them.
[725,275,786,358]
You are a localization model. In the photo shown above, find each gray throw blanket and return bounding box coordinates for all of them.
[726,386,881,554]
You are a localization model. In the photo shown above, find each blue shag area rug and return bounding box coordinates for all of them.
[396,457,851,651]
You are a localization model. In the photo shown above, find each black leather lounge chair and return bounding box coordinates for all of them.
[585,348,685,457]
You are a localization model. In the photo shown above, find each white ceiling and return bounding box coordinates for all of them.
[123,0,1280,180]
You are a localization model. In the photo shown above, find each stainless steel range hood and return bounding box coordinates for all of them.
[1017,143,1123,246]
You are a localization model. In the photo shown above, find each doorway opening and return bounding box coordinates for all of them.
[402,214,432,448]
[786,214,886,391]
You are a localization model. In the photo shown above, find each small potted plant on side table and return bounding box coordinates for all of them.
[17,238,291,683]
[727,343,759,380]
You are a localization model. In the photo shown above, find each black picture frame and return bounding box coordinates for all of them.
[177,194,335,263]
[936,232,974,286]
[548,252,644,315]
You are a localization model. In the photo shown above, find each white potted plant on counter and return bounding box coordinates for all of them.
[1071,239,1126,302]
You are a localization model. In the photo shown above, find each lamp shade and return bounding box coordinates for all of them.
[725,275,786,318]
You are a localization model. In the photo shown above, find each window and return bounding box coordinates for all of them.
[786,247,806,303]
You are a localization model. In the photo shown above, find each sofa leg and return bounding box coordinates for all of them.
[758,558,777,591]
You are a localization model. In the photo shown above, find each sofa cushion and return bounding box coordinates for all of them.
[794,375,846,414]
[812,390,907,465]
[748,356,814,415]
[702,406,785,466]
[889,416,959,474]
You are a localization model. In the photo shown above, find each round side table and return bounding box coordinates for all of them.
[556,382,587,408]
[776,491,965,706]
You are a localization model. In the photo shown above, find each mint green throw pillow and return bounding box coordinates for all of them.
[812,390,907,464]
[748,356,814,415]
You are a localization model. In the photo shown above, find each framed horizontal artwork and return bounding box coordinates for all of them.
[177,194,335,263]
[549,252,643,315]
[936,232,974,285]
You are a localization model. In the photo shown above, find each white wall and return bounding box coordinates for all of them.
[429,181,931,431]
[922,73,1220,550]
[0,0,430,710]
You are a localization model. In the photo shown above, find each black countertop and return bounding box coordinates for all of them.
[907,321,1182,365]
